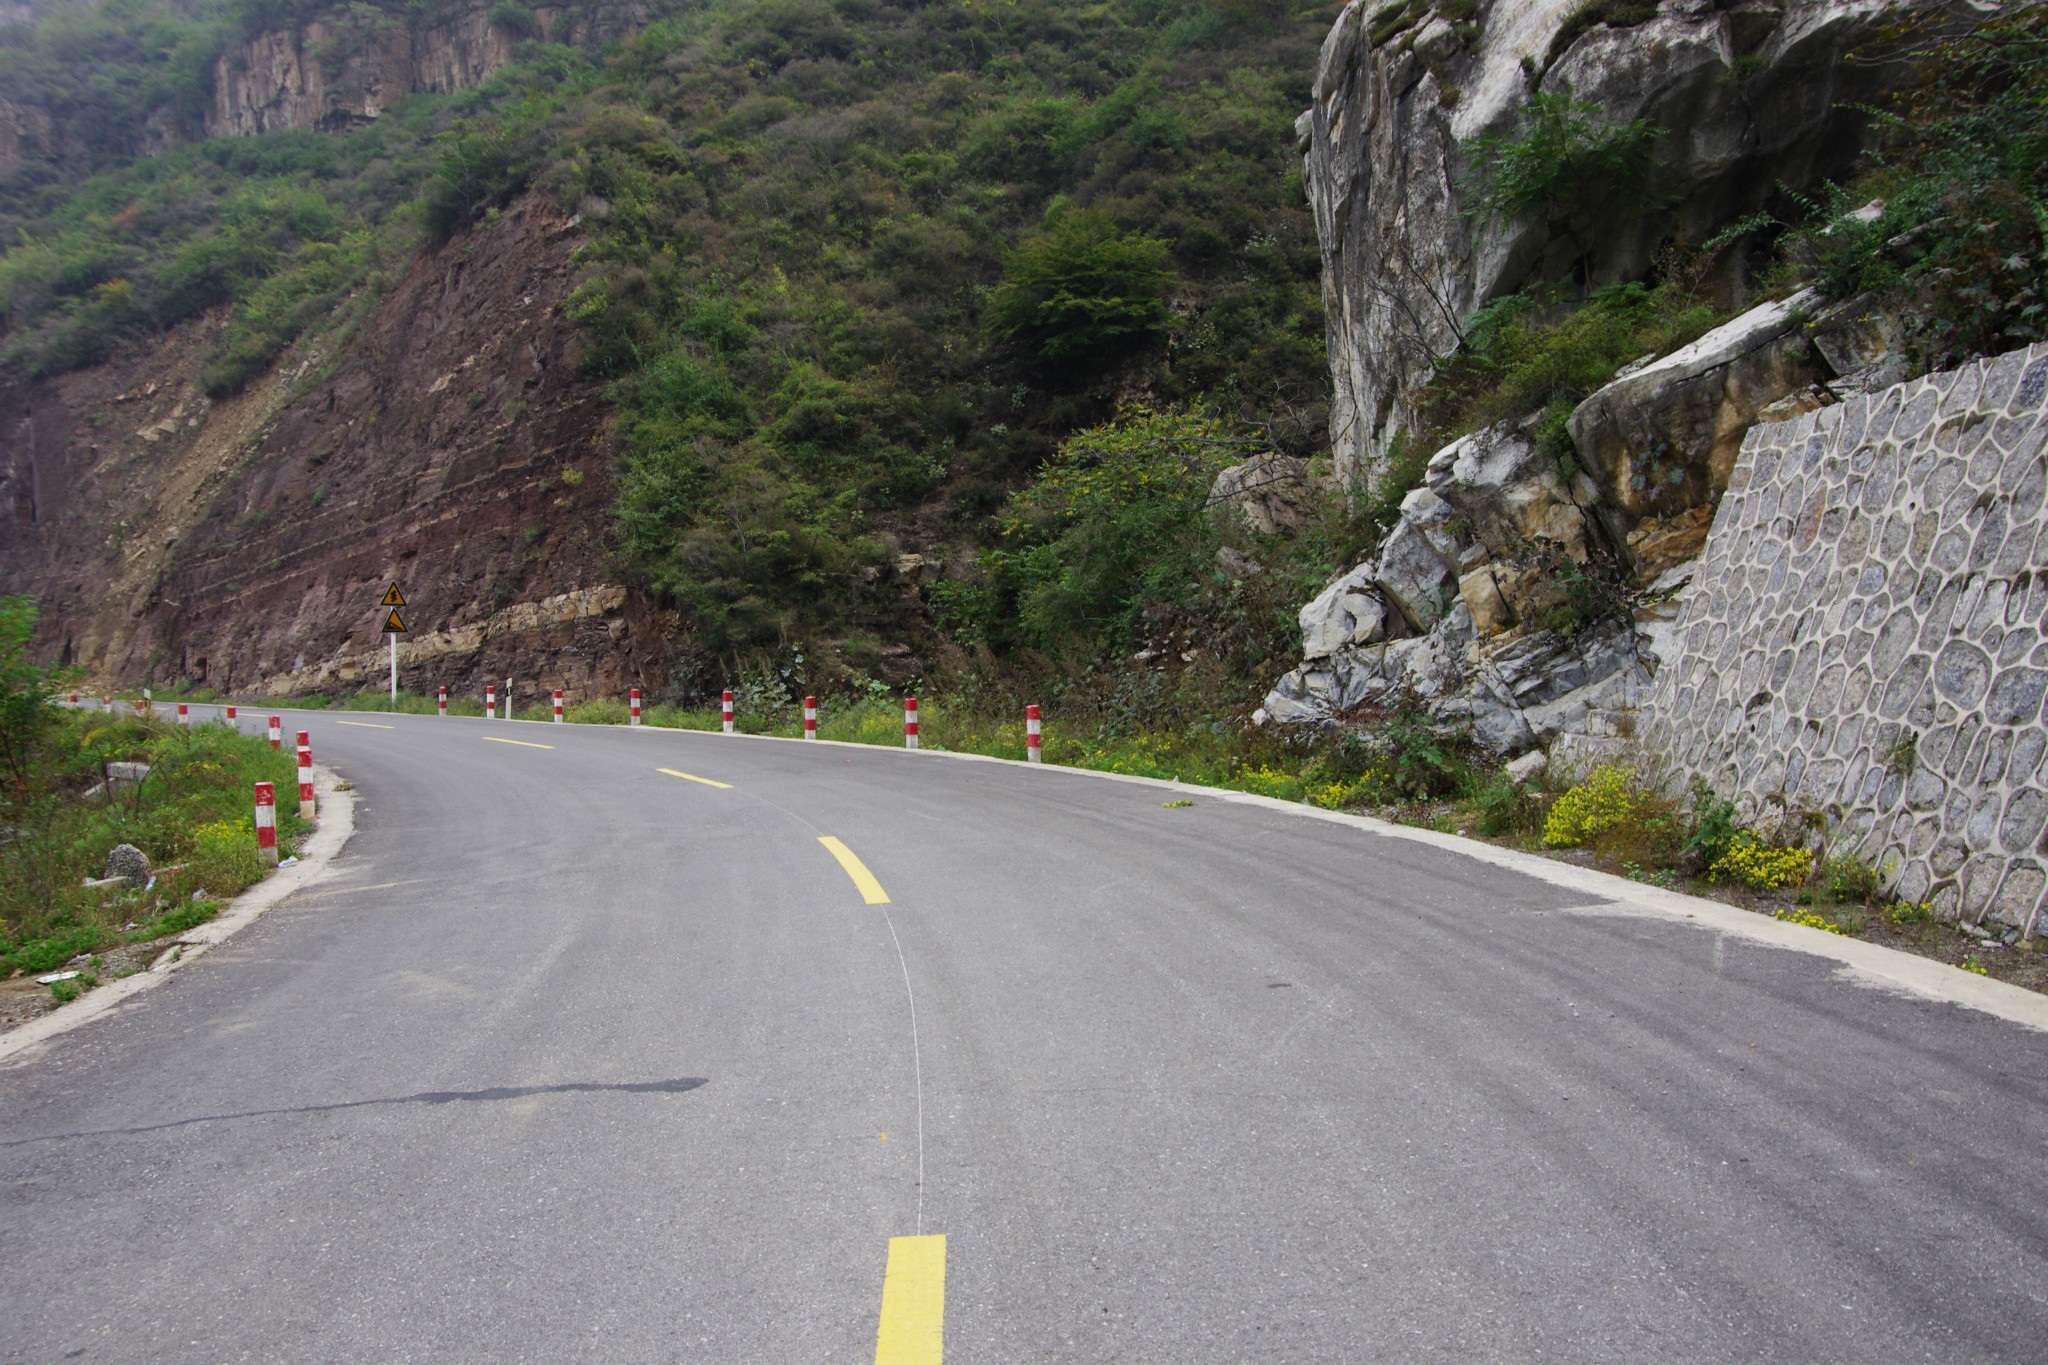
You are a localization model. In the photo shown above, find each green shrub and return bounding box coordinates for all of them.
[188,819,264,899]
[987,207,1174,364]
[1460,92,1663,238]
[1822,853,1888,906]
[1542,764,1640,846]
[1474,772,1543,836]
[1710,832,1814,890]
[1778,10,2048,367]
[1681,777,1740,869]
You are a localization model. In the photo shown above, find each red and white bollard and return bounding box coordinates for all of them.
[553,688,564,723]
[804,695,817,739]
[438,686,447,717]
[1026,703,1043,763]
[226,705,237,721]
[722,690,734,734]
[295,731,315,819]
[253,781,279,867]
[904,696,919,750]
[267,716,281,749]
[177,702,189,727]
[630,689,642,726]
[101,695,110,711]
[486,683,497,719]
[69,693,78,706]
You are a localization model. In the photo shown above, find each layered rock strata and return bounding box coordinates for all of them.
[0,198,685,701]
[1640,344,2048,933]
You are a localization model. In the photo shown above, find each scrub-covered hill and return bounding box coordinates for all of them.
[0,0,1340,690]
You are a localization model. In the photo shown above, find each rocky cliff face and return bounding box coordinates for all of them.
[1302,0,1946,493]
[0,4,646,183]
[0,196,690,704]
[207,4,647,137]
[1253,283,1908,757]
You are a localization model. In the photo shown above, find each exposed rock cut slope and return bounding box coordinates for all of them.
[0,197,686,703]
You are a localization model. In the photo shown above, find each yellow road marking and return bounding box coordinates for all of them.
[658,767,732,789]
[875,1234,944,1365]
[335,720,394,729]
[483,736,554,749]
[819,837,890,904]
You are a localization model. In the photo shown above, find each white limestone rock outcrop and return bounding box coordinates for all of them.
[1303,0,1953,492]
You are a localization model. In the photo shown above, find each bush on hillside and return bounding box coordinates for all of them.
[987,207,1174,364]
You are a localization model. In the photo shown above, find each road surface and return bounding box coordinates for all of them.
[2,709,2045,1363]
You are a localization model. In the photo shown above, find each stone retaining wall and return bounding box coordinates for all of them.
[1642,345,2048,930]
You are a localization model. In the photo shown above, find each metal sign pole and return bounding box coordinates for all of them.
[389,633,398,706]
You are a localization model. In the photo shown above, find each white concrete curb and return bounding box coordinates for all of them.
[0,766,357,1068]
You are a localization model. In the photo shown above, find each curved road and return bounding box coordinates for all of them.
[3,710,2046,1363]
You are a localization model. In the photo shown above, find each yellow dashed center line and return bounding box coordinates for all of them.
[658,767,732,788]
[819,837,891,904]
[875,1234,945,1364]
[482,736,554,749]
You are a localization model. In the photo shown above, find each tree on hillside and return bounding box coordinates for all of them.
[987,207,1174,365]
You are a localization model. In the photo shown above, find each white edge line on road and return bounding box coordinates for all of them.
[0,766,358,1068]
[219,708,2048,1034]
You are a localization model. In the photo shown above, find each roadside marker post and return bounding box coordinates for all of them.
[226,705,236,721]
[630,689,642,726]
[1026,704,1042,762]
[295,731,315,819]
[267,716,281,749]
[553,689,565,724]
[722,690,735,734]
[253,782,278,867]
[101,695,110,711]
[804,695,817,739]
[69,693,78,705]
[486,684,496,719]
[177,702,189,727]
[438,686,447,716]
[904,696,919,750]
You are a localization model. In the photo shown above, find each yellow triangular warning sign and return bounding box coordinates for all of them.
[383,609,407,633]
[380,583,406,607]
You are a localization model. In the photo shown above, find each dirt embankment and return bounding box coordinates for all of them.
[0,197,691,705]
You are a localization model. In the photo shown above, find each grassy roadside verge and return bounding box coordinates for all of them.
[1,705,311,1019]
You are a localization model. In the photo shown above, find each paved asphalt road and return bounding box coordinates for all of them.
[3,710,2046,1363]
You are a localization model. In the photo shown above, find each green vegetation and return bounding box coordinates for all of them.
[550,0,1338,652]
[1460,92,1663,273]
[1777,8,2048,370]
[987,207,1173,364]
[0,598,308,984]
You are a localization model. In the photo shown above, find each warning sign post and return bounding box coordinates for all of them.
[380,585,407,705]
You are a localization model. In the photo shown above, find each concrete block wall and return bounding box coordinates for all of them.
[1642,343,2048,929]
